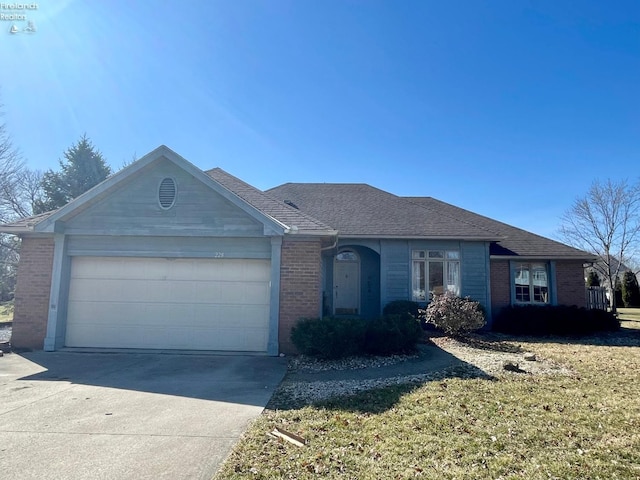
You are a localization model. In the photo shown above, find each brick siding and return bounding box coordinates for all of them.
[279,238,322,354]
[556,260,587,307]
[490,259,511,314]
[11,236,54,350]
[490,259,587,314]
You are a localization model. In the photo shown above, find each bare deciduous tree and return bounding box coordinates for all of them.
[559,179,640,313]
[0,103,42,224]
[0,99,42,301]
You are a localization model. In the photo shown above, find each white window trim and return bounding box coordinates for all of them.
[412,250,461,302]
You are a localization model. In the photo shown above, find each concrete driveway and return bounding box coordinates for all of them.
[0,351,287,480]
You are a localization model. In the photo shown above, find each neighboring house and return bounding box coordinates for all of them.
[0,146,594,355]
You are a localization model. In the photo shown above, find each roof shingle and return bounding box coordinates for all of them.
[405,197,592,259]
[266,183,500,240]
[206,169,335,234]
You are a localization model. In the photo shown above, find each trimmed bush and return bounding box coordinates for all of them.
[493,305,619,336]
[291,314,422,359]
[291,317,366,359]
[365,314,422,355]
[422,292,486,336]
[382,300,420,319]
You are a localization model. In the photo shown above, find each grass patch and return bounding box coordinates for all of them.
[216,331,640,479]
[619,307,640,330]
[0,302,13,323]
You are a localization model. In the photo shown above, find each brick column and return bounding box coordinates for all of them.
[490,259,511,315]
[278,238,322,354]
[11,236,55,350]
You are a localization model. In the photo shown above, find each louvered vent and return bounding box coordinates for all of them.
[158,177,177,209]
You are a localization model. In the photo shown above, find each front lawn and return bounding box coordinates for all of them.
[215,328,640,479]
[619,307,640,329]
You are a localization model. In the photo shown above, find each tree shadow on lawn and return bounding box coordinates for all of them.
[269,345,495,414]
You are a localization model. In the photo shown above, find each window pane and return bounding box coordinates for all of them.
[532,264,549,303]
[428,251,444,259]
[515,264,531,302]
[336,251,358,261]
[412,250,425,259]
[446,251,460,260]
[429,261,444,298]
[412,261,426,301]
[447,261,460,295]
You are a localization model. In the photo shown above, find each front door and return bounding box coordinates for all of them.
[334,251,360,315]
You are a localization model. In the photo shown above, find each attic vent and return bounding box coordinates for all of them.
[158,177,177,209]
[284,199,299,210]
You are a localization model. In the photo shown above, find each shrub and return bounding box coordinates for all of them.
[493,305,619,336]
[422,292,486,336]
[291,317,366,359]
[382,300,420,319]
[291,314,422,359]
[364,314,422,355]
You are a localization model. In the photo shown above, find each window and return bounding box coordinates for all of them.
[514,263,549,304]
[336,251,358,262]
[412,250,460,301]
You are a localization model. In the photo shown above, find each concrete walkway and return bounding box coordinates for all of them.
[0,351,286,480]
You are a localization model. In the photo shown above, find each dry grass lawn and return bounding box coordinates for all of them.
[216,315,640,480]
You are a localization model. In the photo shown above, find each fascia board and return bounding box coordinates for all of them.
[339,234,503,241]
[490,255,597,261]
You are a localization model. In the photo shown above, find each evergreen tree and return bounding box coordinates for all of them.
[621,270,640,307]
[586,271,600,287]
[34,134,111,213]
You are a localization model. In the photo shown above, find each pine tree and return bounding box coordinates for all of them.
[586,271,600,287]
[621,270,640,307]
[34,134,111,213]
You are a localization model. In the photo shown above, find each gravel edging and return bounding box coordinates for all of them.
[269,336,574,408]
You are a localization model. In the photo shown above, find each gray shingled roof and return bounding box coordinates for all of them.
[405,197,593,259]
[206,169,335,234]
[266,183,500,240]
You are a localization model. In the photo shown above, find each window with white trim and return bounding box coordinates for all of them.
[514,262,549,303]
[412,250,460,301]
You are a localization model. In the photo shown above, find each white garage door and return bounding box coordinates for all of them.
[65,257,271,352]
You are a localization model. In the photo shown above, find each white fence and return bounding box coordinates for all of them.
[586,286,607,310]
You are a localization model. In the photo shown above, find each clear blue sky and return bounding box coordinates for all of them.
[1,1,638,237]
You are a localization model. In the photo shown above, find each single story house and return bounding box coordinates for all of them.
[0,146,594,355]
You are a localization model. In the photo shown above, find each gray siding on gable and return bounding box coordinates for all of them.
[66,235,271,259]
[63,158,264,237]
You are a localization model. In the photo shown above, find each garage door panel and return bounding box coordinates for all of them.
[244,283,271,303]
[66,257,271,352]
